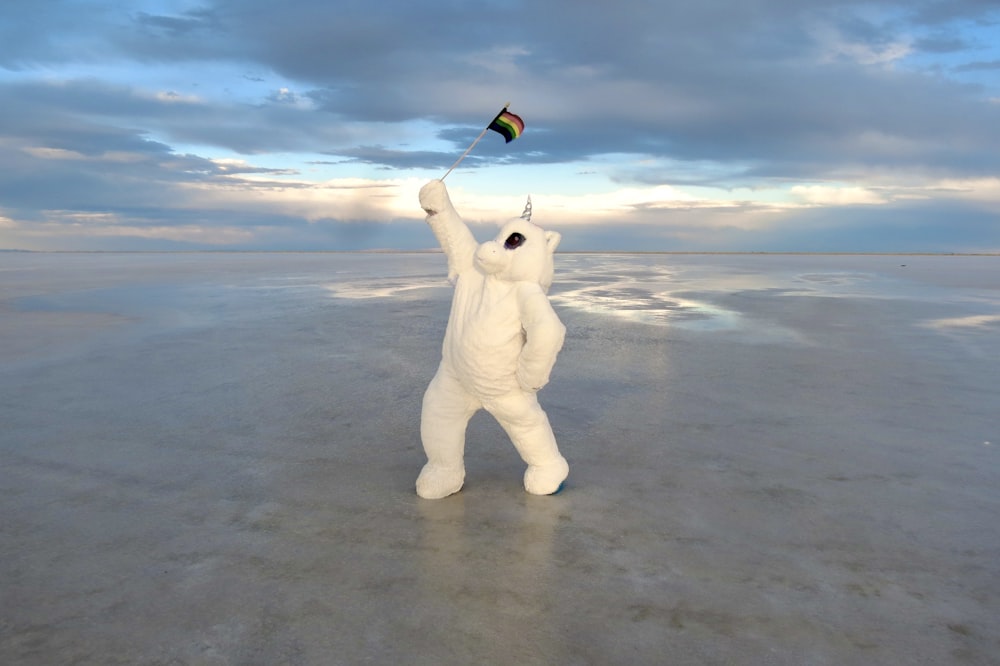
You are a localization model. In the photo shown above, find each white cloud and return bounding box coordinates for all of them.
[152,90,201,104]
[930,177,1000,202]
[10,212,258,246]
[20,145,152,164]
[810,21,913,66]
[22,146,87,160]
[463,46,531,77]
[790,184,887,205]
[179,175,421,223]
[923,314,1000,329]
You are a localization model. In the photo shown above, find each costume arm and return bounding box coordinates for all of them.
[516,283,566,392]
[419,180,478,282]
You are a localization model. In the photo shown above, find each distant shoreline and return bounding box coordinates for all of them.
[2,249,999,257]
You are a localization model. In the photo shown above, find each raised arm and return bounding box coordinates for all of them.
[515,283,567,392]
[419,180,478,282]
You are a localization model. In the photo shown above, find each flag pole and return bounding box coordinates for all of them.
[441,102,510,181]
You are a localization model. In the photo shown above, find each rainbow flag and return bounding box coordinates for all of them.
[488,108,524,143]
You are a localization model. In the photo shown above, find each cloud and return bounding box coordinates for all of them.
[1,0,999,251]
[790,185,887,206]
[954,59,1000,72]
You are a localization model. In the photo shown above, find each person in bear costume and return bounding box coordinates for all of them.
[416,179,569,499]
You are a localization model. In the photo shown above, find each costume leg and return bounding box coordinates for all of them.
[416,365,481,499]
[485,391,569,495]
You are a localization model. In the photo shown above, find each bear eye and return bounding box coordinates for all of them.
[504,232,526,249]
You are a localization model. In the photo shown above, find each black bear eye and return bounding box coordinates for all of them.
[504,232,526,249]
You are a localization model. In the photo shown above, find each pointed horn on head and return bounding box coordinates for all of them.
[520,194,532,222]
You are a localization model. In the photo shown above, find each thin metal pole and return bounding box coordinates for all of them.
[441,125,490,180]
[440,103,510,180]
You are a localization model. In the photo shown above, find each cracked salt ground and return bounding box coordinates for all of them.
[2,251,998,665]
[324,275,447,300]
[547,256,805,343]
[550,281,743,330]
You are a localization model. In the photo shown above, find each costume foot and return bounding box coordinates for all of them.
[416,463,465,499]
[523,457,569,495]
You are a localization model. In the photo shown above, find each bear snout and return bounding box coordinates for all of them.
[475,241,506,274]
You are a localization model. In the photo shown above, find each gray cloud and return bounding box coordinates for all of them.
[1,0,999,250]
[954,59,1000,72]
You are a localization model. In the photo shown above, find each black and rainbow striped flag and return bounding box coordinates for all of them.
[487,109,524,143]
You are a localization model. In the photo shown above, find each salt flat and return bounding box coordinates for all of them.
[1,252,998,665]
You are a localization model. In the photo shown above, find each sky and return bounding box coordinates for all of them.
[1,0,999,252]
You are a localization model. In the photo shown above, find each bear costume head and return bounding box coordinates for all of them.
[474,218,561,292]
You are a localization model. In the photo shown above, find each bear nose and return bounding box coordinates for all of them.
[475,241,505,274]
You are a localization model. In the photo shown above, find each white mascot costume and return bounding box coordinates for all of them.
[416,179,569,499]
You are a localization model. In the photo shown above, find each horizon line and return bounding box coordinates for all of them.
[2,249,999,257]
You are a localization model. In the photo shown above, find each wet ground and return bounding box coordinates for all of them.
[2,252,998,665]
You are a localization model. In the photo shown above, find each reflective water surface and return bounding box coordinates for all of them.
[2,252,998,665]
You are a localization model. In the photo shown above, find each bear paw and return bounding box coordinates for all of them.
[523,457,569,496]
[415,463,465,499]
[418,180,450,216]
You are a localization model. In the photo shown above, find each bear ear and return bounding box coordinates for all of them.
[545,230,561,253]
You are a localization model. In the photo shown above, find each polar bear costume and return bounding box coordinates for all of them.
[416,179,569,499]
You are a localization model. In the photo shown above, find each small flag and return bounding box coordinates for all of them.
[488,109,524,143]
[441,104,525,179]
